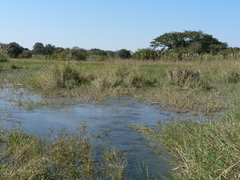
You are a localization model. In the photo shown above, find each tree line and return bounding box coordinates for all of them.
[1,31,240,61]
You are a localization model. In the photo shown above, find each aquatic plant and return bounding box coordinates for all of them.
[0,129,127,179]
[100,149,127,180]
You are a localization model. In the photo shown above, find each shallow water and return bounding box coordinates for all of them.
[0,86,206,179]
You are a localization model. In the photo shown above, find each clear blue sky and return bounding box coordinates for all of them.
[0,0,239,51]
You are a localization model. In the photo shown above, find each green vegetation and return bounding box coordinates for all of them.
[1,30,238,61]
[1,58,240,114]
[1,57,240,179]
[132,110,240,179]
[151,31,227,59]
[0,52,8,63]
[1,30,240,179]
[0,129,127,179]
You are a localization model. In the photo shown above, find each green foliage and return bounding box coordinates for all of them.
[6,42,24,58]
[71,49,87,61]
[117,49,131,59]
[32,42,45,55]
[19,49,32,58]
[151,31,227,56]
[44,44,56,55]
[88,48,107,56]
[49,49,87,61]
[0,52,8,62]
[133,48,161,60]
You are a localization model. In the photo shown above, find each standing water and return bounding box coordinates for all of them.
[0,86,205,179]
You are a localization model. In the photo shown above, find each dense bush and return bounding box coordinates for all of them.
[71,50,88,61]
[133,48,160,60]
[6,42,24,58]
[19,50,32,58]
[0,52,8,62]
[48,49,87,61]
[117,49,131,59]
[48,64,91,89]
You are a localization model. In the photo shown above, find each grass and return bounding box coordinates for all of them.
[132,110,240,179]
[0,129,127,179]
[2,59,240,114]
[2,58,240,179]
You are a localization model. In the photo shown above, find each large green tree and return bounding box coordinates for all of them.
[150,31,227,54]
[7,42,24,58]
[32,42,45,55]
[117,49,131,59]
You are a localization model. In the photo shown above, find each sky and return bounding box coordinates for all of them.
[0,0,239,51]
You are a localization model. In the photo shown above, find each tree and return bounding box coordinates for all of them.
[0,52,8,62]
[117,49,131,59]
[133,48,160,60]
[150,31,227,54]
[32,42,45,55]
[45,44,56,55]
[19,49,32,58]
[105,50,116,57]
[7,42,24,58]
[71,50,87,61]
[88,48,107,56]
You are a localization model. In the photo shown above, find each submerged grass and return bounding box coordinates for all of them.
[0,129,127,179]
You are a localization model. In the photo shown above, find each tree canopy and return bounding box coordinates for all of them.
[150,31,227,54]
[7,42,24,58]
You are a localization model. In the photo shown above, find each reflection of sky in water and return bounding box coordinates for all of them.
[0,86,207,179]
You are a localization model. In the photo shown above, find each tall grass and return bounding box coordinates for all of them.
[133,110,240,179]
[0,129,127,179]
[3,58,240,114]
[23,63,158,99]
[0,52,8,63]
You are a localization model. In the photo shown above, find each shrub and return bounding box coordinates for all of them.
[0,52,8,62]
[71,50,87,61]
[50,64,91,89]
[19,50,32,58]
[167,68,212,90]
[133,48,160,60]
[117,49,131,59]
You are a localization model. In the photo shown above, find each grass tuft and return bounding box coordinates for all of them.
[0,129,127,179]
[133,111,240,179]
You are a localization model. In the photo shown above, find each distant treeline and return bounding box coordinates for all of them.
[1,31,240,61]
